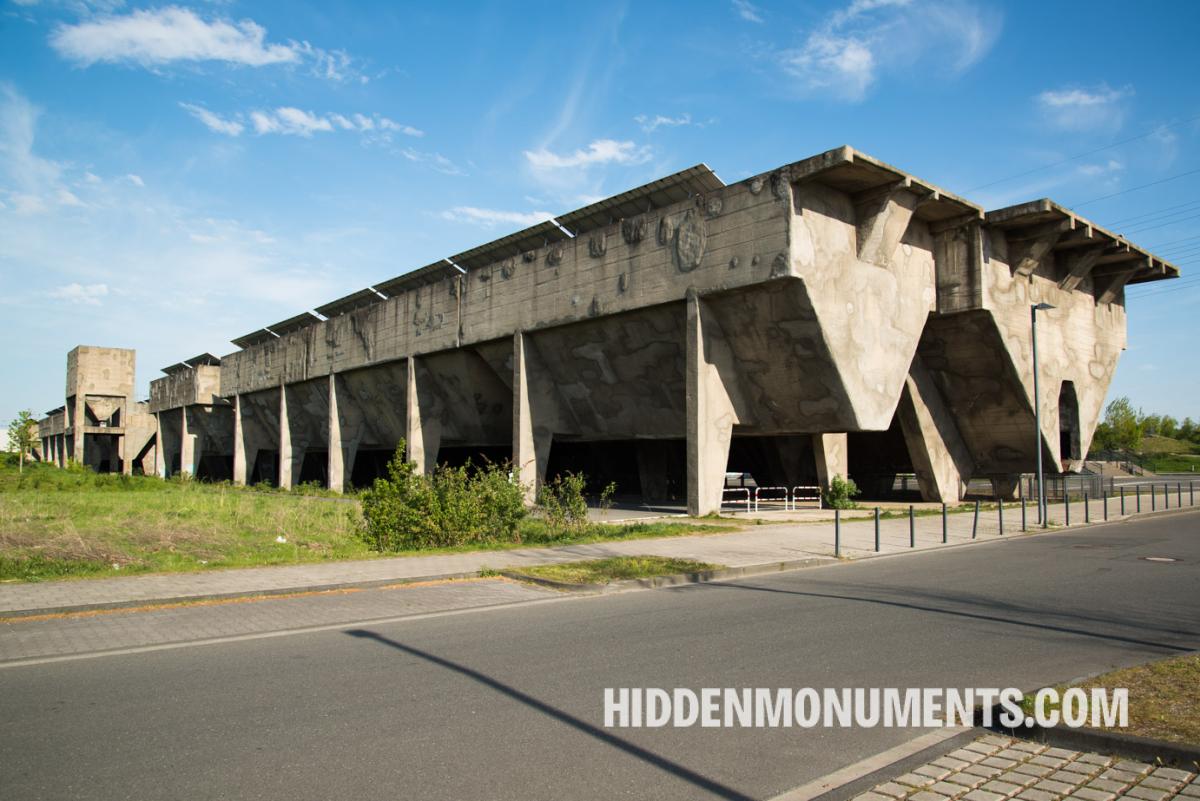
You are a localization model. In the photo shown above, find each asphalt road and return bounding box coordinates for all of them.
[2,510,1198,801]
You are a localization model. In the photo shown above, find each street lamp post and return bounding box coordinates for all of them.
[1032,302,1055,528]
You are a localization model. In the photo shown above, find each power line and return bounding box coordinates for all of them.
[1130,281,1200,300]
[1128,280,1195,298]
[1070,167,1200,209]
[1118,205,1200,233]
[1114,210,1200,235]
[1149,233,1200,252]
[965,111,1200,193]
[1103,198,1200,228]
[1130,275,1200,291]
[1156,244,1200,261]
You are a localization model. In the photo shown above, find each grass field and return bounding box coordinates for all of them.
[1138,435,1199,455]
[1021,653,1200,745]
[0,461,731,582]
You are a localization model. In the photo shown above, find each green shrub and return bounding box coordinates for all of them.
[357,443,527,551]
[825,474,860,509]
[538,472,589,532]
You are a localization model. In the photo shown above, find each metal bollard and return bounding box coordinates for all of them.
[874,507,881,553]
[1137,485,1141,513]
[942,503,948,543]
[1191,481,1194,506]
[1120,487,1125,516]
[1103,491,1108,521]
[972,501,979,539]
[1065,493,1071,526]
[1084,492,1089,523]
[835,509,841,558]
[1152,485,1156,511]
[909,505,915,548]
[999,497,1004,535]
[1178,483,1182,507]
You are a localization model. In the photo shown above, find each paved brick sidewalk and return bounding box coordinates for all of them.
[855,733,1198,801]
[2,502,1194,617]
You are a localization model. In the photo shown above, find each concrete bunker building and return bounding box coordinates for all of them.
[72,146,1179,514]
[37,346,157,475]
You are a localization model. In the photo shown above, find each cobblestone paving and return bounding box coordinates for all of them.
[0,578,557,663]
[855,734,1199,801]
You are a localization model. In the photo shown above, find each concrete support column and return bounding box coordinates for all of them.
[180,406,195,477]
[328,374,344,494]
[233,395,247,486]
[154,413,166,477]
[812,433,849,491]
[405,358,442,476]
[279,385,297,489]
[896,355,973,502]
[72,396,86,464]
[56,434,65,467]
[121,432,133,475]
[512,331,559,505]
[686,292,740,517]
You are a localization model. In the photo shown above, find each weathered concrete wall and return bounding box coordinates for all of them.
[35,148,1174,507]
[149,365,223,413]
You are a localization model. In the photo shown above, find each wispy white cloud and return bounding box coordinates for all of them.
[399,148,466,176]
[779,0,999,102]
[732,0,764,23]
[180,102,244,136]
[440,206,555,228]
[974,159,1126,209]
[251,107,332,137]
[524,139,652,170]
[0,85,343,330]
[634,113,692,133]
[182,104,423,141]
[1036,84,1133,132]
[0,82,72,215]
[49,282,108,305]
[49,7,367,82]
[50,7,298,67]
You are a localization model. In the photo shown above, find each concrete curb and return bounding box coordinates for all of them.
[990,721,1200,768]
[0,570,485,620]
[499,556,836,594]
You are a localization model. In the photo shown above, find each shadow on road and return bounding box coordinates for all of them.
[344,628,755,801]
[693,580,1198,654]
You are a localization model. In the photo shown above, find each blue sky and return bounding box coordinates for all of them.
[1,0,1197,432]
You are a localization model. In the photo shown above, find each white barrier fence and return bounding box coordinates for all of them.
[791,485,822,510]
[753,486,790,512]
[721,485,823,512]
[721,487,751,512]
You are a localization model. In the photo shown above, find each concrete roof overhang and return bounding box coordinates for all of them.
[315,288,386,318]
[266,311,323,337]
[231,328,279,350]
[786,145,985,227]
[985,199,1179,286]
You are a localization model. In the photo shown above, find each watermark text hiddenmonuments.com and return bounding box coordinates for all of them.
[603,687,1127,729]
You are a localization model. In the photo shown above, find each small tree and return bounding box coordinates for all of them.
[538,472,589,532]
[1102,397,1142,452]
[7,410,36,474]
[824,474,860,509]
